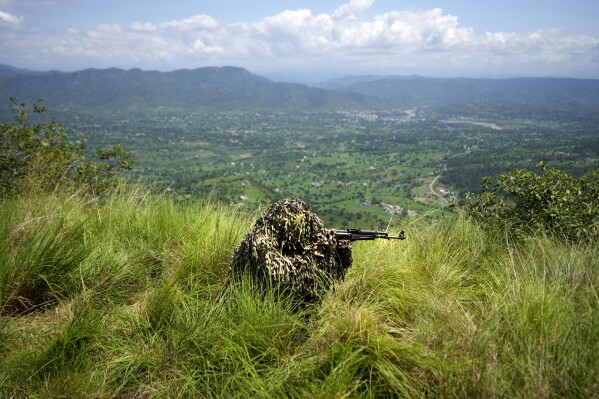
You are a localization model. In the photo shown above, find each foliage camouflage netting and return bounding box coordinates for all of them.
[229,198,352,303]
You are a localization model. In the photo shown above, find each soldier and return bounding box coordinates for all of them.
[228,198,352,304]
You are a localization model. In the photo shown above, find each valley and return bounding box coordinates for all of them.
[2,66,598,227]
[57,106,599,228]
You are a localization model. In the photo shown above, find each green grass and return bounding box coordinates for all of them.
[1,189,598,398]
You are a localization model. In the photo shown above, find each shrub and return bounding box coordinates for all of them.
[455,162,599,242]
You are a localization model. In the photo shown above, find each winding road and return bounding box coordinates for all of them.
[429,175,447,207]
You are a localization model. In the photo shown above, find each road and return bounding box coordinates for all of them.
[429,175,447,207]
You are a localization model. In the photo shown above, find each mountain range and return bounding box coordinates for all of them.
[328,76,599,106]
[0,66,381,111]
[1,65,599,110]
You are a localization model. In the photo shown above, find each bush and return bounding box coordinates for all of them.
[0,98,131,197]
[455,162,599,242]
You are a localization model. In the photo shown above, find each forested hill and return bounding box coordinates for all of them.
[0,66,382,110]
[2,65,599,110]
[329,76,599,106]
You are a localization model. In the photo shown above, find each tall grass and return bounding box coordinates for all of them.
[470,236,599,398]
[0,194,90,314]
[1,190,597,398]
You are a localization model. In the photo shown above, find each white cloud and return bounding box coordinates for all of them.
[131,21,157,32]
[131,14,220,33]
[1,0,598,77]
[333,0,375,19]
[0,9,21,28]
[192,39,223,55]
[159,14,220,31]
[87,24,122,39]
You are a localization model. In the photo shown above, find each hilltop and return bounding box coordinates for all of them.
[0,189,597,397]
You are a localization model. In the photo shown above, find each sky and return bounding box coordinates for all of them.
[1,0,598,80]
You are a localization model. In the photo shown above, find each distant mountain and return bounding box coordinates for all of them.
[2,66,598,111]
[314,75,423,90]
[333,76,599,106]
[0,64,34,76]
[0,66,382,110]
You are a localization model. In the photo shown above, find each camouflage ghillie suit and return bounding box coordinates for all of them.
[229,198,352,303]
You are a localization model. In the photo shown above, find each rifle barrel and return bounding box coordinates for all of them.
[334,229,405,241]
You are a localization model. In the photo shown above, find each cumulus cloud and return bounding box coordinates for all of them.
[130,21,157,32]
[1,0,598,76]
[333,0,375,19]
[131,15,219,33]
[160,14,219,31]
[0,9,21,28]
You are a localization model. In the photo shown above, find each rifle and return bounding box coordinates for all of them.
[334,229,406,242]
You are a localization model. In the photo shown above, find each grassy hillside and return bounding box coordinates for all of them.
[1,189,598,398]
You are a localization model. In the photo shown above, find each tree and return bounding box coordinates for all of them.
[0,98,131,197]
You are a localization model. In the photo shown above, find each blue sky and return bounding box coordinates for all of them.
[1,0,598,79]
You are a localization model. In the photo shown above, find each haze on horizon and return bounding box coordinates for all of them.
[1,0,598,81]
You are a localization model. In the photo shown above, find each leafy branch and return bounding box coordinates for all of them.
[0,98,132,197]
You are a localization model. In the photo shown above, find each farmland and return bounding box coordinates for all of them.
[57,105,599,227]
